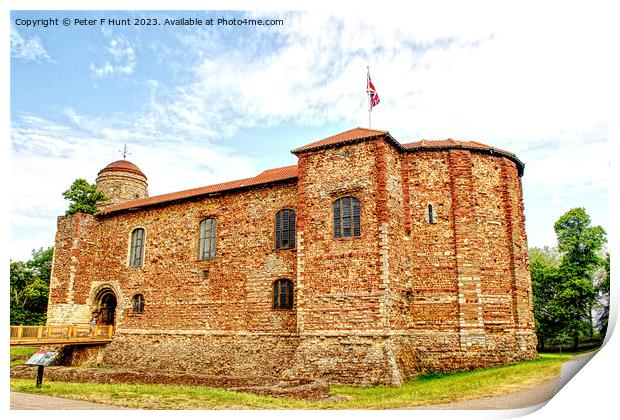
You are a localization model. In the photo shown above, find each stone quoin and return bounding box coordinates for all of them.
[47,127,537,385]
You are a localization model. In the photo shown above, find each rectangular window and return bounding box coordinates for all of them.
[129,228,145,267]
[199,218,217,259]
[273,279,294,309]
[275,209,296,249]
[334,196,361,238]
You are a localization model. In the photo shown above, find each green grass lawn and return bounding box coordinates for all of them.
[9,353,576,409]
[10,347,39,357]
[10,347,39,367]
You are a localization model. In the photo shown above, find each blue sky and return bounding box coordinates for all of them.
[9,5,611,261]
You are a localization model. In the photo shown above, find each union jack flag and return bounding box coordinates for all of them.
[367,70,380,110]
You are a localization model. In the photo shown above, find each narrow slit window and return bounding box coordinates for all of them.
[129,228,145,267]
[198,218,217,260]
[428,204,435,224]
[333,196,361,238]
[275,209,296,249]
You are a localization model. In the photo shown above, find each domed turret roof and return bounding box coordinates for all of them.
[98,160,146,178]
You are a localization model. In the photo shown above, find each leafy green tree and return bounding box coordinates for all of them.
[530,246,562,349]
[554,208,607,349]
[555,208,607,277]
[10,247,54,325]
[62,178,108,215]
[530,209,608,351]
[596,252,611,337]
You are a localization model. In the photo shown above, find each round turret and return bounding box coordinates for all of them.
[96,160,148,210]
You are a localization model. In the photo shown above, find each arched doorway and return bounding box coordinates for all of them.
[95,289,117,325]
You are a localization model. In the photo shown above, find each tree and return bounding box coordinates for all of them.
[554,208,607,349]
[596,252,611,337]
[529,246,562,349]
[530,209,608,351]
[62,178,108,215]
[555,208,607,278]
[10,247,54,325]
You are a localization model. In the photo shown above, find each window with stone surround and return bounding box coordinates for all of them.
[333,196,361,238]
[273,279,294,309]
[198,218,217,260]
[275,209,296,249]
[132,294,144,313]
[129,228,145,267]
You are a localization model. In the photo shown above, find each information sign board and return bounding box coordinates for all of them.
[25,351,59,366]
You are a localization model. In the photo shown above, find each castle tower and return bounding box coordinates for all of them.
[95,160,148,210]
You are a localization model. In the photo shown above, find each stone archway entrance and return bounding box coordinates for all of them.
[95,288,117,325]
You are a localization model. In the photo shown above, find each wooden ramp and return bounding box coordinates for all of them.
[10,325,114,347]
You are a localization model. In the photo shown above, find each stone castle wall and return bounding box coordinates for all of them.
[296,140,383,333]
[48,213,98,324]
[50,181,299,332]
[47,135,536,385]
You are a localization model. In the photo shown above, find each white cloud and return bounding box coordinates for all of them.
[145,8,611,148]
[10,113,259,261]
[136,10,609,150]
[90,36,136,77]
[10,27,54,63]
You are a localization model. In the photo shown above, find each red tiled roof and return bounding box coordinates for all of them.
[290,128,522,172]
[99,164,298,215]
[402,138,524,175]
[291,127,391,154]
[98,160,146,178]
[98,129,524,216]
[402,139,516,156]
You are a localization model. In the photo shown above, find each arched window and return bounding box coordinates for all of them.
[275,209,296,249]
[132,294,145,313]
[273,279,294,309]
[198,218,217,260]
[333,196,361,238]
[129,228,145,267]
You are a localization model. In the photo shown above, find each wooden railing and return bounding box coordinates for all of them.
[10,324,115,346]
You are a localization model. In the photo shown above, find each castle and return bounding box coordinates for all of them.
[47,127,537,385]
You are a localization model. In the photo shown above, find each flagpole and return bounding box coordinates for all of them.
[367,66,371,129]
[369,99,372,129]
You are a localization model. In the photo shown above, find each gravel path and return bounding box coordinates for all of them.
[407,351,597,410]
[10,392,125,410]
[410,376,560,410]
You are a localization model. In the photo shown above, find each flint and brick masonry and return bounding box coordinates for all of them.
[47,128,537,385]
